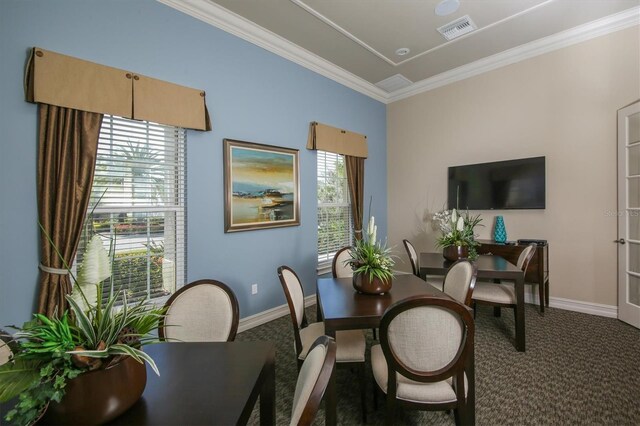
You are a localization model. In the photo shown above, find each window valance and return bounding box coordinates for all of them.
[25,47,211,131]
[306,122,367,158]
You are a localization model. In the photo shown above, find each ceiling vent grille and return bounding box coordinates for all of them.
[375,74,413,93]
[437,15,477,41]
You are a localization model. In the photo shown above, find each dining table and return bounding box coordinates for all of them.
[316,273,475,425]
[419,252,527,352]
[109,341,276,425]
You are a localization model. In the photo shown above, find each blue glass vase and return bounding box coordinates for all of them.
[494,216,507,243]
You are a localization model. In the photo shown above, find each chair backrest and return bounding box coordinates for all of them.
[159,279,239,342]
[332,246,353,278]
[380,296,474,392]
[443,260,478,306]
[290,336,337,426]
[403,239,420,277]
[277,265,308,356]
[0,329,13,366]
[517,244,537,273]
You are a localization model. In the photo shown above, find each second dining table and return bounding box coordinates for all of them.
[316,273,475,425]
[419,252,527,352]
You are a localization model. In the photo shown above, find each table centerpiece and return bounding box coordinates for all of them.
[433,208,483,261]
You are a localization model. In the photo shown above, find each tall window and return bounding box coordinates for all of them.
[317,151,352,271]
[76,115,186,303]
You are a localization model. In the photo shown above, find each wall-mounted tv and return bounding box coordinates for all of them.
[448,156,546,210]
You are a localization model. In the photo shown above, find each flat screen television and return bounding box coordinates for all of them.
[448,156,545,210]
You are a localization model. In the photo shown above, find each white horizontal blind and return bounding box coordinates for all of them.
[76,115,186,303]
[317,151,352,267]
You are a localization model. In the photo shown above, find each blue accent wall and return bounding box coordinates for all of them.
[0,0,387,326]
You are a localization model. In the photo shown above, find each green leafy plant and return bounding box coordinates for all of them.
[0,233,165,425]
[346,216,395,282]
[433,208,483,258]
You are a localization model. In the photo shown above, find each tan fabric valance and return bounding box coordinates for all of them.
[25,47,211,131]
[306,122,368,158]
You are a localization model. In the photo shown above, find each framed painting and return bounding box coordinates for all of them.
[223,139,300,232]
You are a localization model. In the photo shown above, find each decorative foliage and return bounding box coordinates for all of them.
[346,216,395,281]
[433,208,483,258]
[0,232,165,425]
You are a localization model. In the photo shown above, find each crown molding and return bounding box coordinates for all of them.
[159,1,639,105]
[387,6,640,103]
[157,0,388,103]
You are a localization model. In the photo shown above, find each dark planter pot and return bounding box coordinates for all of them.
[42,355,147,425]
[443,245,469,261]
[352,273,393,295]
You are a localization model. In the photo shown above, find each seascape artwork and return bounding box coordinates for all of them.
[224,139,299,232]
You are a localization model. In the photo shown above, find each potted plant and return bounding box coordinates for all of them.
[0,234,165,425]
[346,216,395,295]
[433,208,483,261]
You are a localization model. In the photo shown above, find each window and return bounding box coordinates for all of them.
[76,115,186,303]
[317,151,352,271]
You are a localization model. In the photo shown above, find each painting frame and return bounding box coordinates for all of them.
[223,138,300,233]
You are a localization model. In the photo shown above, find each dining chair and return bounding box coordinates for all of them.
[372,295,475,425]
[159,279,240,342]
[332,246,353,278]
[443,260,478,307]
[0,329,14,366]
[289,335,337,426]
[403,239,444,290]
[472,243,537,319]
[277,265,368,422]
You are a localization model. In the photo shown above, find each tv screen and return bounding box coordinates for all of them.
[448,157,546,210]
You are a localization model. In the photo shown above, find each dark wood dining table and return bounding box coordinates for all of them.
[419,252,527,352]
[316,273,475,425]
[109,341,275,425]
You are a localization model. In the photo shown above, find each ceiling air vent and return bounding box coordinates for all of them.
[375,74,413,93]
[437,15,477,41]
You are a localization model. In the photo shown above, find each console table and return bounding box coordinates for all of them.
[477,239,550,313]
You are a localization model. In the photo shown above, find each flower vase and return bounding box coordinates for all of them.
[41,355,147,425]
[352,273,392,295]
[442,245,469,261]
[494,216,507,243]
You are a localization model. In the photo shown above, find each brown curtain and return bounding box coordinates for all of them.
[37,104,103,317]
[345,155,365,241]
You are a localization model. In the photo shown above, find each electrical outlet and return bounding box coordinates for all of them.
[251,283,258,295]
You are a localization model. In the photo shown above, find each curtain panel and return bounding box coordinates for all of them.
[345,156,365,240]
[25,47,211,131]
[37,104,103,317]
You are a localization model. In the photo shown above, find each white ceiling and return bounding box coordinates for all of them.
[162,0,640,102]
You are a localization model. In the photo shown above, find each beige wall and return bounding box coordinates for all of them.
[387,27,640,306]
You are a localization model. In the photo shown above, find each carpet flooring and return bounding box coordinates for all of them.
[238,304,640,425]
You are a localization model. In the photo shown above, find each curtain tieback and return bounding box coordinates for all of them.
[39,263,69,275]
[354,229,363,234]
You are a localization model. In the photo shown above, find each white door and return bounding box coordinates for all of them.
[618,101,640,329]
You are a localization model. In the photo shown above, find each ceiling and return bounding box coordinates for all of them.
[163,0,640,101]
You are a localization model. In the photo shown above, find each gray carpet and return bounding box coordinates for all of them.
[238,304,640,425]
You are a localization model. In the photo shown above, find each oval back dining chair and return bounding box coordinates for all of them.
[277,265,368,421]
[443,260,478,307]
[403,239,444,290]
[332,246,353,278]
[372,296,475,425]
[0,329,14,366]
[472,243,537,318]
[289,336,337,426]
[159,279,239,342]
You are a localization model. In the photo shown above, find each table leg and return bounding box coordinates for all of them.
[325,329,337,426]
[515,275,526,352]
[260,348,276,426]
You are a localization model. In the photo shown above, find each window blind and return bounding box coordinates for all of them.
[317,151,352,266]
[76,115,186,303]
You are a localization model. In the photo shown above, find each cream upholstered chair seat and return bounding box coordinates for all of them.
[332,246,353,278]
[0,331,12,366]
[472,282,516,304]
[298,322,365,362]
[160,279,239,342]
[371,345,467,403]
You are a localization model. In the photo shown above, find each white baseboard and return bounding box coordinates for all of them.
[238,294,316,333]
[238,286,618,333]
[523,287,618,318]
